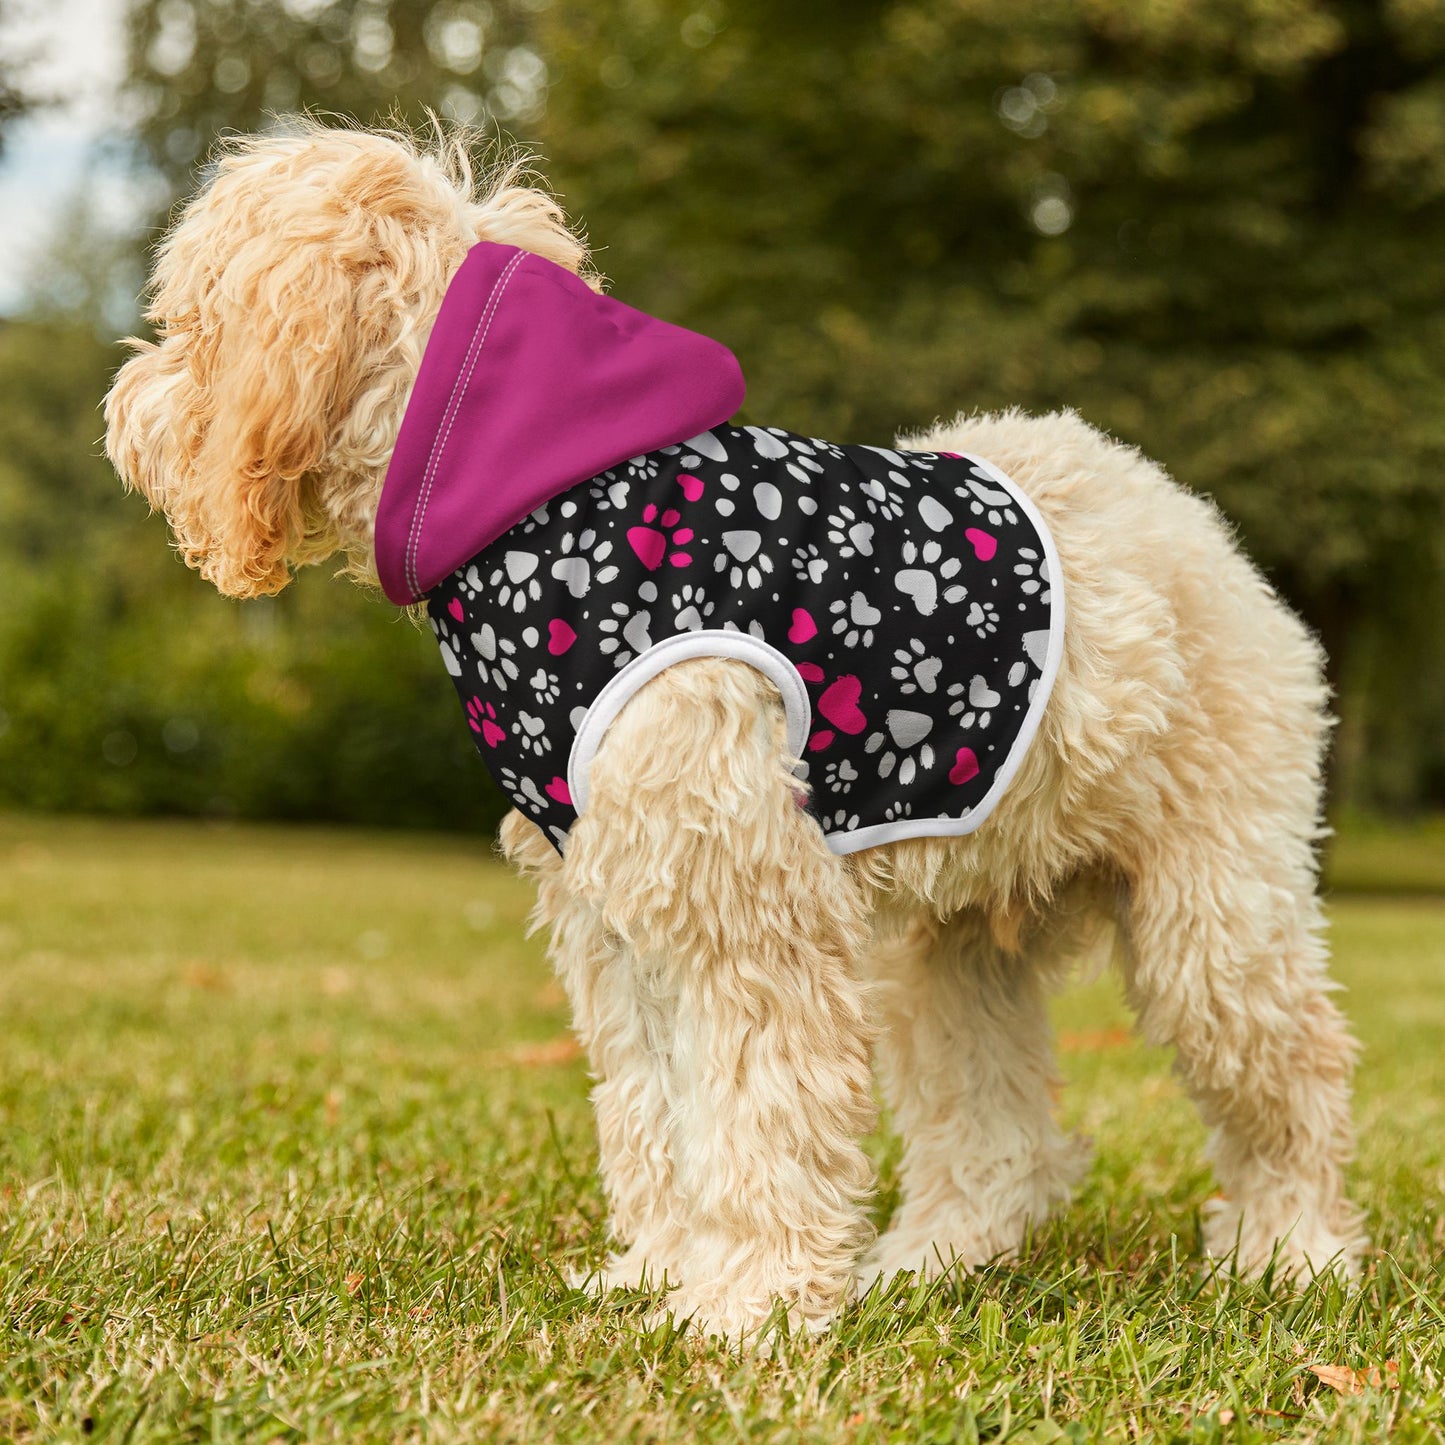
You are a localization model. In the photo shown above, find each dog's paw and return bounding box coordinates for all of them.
[1202,1196,1367,1283]
[645,1287,836,1351]
[860,1132,1092,1294]
[570,1245,675,1296]
[856,1231,996,1296]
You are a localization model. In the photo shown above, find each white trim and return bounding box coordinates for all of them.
[820,451,1066,855]
[567,630,813,820]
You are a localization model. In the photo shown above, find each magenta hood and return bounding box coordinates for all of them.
[374,242,746,605]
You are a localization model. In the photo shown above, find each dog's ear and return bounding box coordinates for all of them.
[142,238,366,598]
[106,238,363,599]
[185,241,359,598]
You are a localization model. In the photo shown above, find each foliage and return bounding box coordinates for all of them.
[2,812,1444,1440]
[0,317,507,832]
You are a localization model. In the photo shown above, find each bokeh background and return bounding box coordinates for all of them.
[2,0,1443,835]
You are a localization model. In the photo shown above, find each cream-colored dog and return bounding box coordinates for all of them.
[105,123,1364,1342]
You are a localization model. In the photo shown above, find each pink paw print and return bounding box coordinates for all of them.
[466,697,506,748]
[627,503,695,571]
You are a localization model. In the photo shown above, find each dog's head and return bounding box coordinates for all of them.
[105,122,588,598]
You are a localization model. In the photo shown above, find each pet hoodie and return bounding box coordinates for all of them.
[375,242,1064,855]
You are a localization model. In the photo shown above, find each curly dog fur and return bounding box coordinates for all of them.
[105,122,1365,1342]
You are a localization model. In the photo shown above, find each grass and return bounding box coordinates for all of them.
[1,811,1443,1443]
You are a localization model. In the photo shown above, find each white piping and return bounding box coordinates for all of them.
[567,630,812,818]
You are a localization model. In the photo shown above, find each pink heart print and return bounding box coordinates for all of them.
[447,598,465,622]
[788,608,818,644]
[817,675,867,735]
[949,747,980,785]
[678,473,705,502]
[548,619,577,656]
[808,729,836,752]
[965,528,997,562]
[545,776,572,805]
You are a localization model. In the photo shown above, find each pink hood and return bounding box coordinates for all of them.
[374,242,746,604]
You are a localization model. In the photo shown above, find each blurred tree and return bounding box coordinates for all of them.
[10,0,1436,821]
[535,0,1445,808]
[123,0,548,193]
[0,0,38,151]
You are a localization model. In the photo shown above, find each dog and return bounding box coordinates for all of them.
[105,122,1365,1341]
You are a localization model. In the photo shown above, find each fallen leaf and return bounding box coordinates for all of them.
[534,980,567,1009]
[1309,1362,1399,1395]
[181,962,229,992]
[504,1037,583,1067]
[344,1272,364,1296]
[1057,1027,1133,1052]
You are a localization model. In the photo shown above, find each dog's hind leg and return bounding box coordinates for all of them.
[860,909,1089,1289]
[1119,827,1365,1280]
[562,658,878,1342]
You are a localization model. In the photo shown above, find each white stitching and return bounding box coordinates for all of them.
[405,249,527,599]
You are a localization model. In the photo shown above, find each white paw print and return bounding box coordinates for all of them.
[864,709,935,786]
[625,454,661,481]
[672,583,715,632]
[514,711,551,756]
[948,675,1001,730]
[498,765,549,814]
[468,622,520,692]
[891,639,944,695]
[1014,545,1049,597]
[959,475,1020,527]
[550,530,600,601]
[823,758,858,794]
[893,538,966,618]
[488,550,543,613]
[529,668,561,705]
[829,808,861,831]
[857,469,910,520]
[714,530,774,590]
[430,613,465,677]
[830,590,881,649]
[586,472,632,511]
[885,799,914,822]
[825,504,875,558]
[599,602,654,665]
[792,543,828,584]
[518,502,551,533]
[744,425,791,460]
[966,600,1000,638]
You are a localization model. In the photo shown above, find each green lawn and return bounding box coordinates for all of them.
[2,813,1443,1443]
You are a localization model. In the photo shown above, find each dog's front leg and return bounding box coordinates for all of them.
[563,658,878,1343]
[502,809,686,1290]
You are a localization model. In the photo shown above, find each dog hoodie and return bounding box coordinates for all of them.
[375,242,1063,854]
